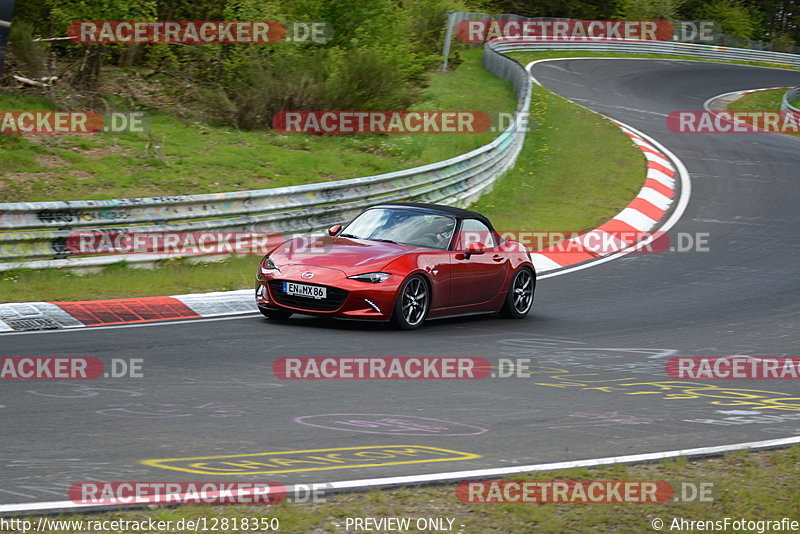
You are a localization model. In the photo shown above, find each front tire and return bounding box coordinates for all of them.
[390,275,430,330]
[500,267,535,318]
[259,307,293,321]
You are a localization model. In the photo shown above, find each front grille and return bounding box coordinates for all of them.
[268,281,348,312]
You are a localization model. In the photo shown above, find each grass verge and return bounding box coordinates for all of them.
[726,88,800,138]
[727,88,786,112]
[470,83,644,232]
[6,446,798,533]
[0,257,258,302]
[0,49,513,203]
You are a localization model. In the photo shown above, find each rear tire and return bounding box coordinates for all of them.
[390,275,430,330]
[500,267,535,318]
[259,307,293,321]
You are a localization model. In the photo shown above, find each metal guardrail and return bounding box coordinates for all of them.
[441,11,546,70]
[781,87,800,112]
[441,13,800,71]
[0,46,533,270]
[488,37,800,67]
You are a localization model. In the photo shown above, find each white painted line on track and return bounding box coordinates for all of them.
[3,435,799,514]
[311,434,800,492]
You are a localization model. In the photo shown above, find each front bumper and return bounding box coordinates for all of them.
[256,264,400,320]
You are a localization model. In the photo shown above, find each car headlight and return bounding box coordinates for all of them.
[347,272,392,283]
[260,256,280,273]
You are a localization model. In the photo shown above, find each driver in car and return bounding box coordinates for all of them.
[423,218,454,248]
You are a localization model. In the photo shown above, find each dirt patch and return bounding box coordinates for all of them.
[34,153,63,169]
[80,145,131,159]
[0,168,95,201]
[68,168,94,180]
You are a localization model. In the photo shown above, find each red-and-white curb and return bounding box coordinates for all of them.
[0,290,256,332]
[703,86,794,113]
[737,86,792,95]
[529,123,677,272]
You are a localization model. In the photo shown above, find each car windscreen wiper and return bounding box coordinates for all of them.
[339,233,397,244]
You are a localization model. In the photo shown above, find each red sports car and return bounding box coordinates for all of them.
[255,202,535,329]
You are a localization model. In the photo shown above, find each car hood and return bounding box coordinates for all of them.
[270,235,416,276]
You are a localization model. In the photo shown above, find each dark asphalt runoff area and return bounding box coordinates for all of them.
[1,59,800,507]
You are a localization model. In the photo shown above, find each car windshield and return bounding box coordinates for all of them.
[341,208,456,250]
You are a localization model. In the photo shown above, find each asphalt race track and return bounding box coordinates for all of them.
[2,59,800,508]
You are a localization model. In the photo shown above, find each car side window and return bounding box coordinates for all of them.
[456,219,495,249]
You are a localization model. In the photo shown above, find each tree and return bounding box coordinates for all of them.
[695,0,759,39]
[47,0,157,87]
[742,0,798,43]
[617,0,684,20]
[489,0,620,19]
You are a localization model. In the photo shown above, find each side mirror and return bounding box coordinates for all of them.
[464,242,486,256]
[328,224,342,236]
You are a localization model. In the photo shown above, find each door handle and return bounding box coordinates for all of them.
[492,254,504,262]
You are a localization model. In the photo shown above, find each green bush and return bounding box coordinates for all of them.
[192,0,443,129]
[6,0,488,129]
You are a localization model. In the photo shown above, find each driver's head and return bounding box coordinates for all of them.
[429,218,453,241]
[429,218,449,232]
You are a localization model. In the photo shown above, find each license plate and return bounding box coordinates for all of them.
[283,281,326,300]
